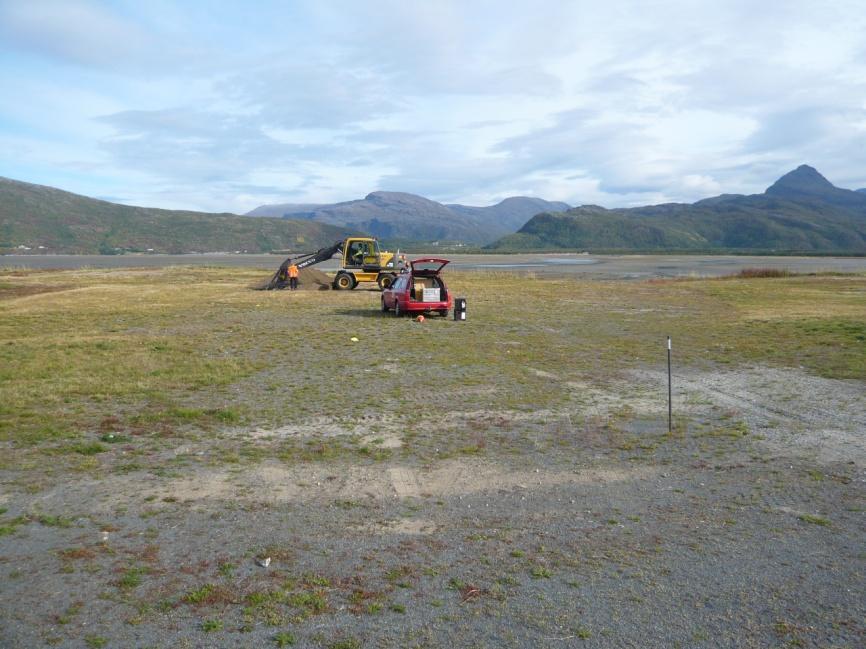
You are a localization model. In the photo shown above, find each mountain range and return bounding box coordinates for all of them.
[489,166,866,253]
[0,177,351,254]
[247,193,570,244]
[3,165,866,255]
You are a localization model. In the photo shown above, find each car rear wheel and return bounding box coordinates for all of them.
[438,309,448,317]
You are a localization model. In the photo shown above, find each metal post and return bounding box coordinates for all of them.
[667,336,672,433]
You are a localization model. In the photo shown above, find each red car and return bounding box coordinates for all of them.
[381,258,453,317]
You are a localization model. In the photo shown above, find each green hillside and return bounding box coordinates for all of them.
[489,166,866,253]
[0,177,351,254]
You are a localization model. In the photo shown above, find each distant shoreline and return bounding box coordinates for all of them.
[4,253,866,279]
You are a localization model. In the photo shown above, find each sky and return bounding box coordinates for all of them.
[1,0,866,214]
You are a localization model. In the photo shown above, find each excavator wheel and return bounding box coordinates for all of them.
[333,273,356,290]
[377,273,397,290]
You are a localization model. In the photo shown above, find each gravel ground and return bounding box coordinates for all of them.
[1,366,863,648]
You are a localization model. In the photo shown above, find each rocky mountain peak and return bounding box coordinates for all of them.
[765,165,837,197]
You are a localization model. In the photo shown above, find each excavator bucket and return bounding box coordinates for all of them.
[253,261,289,290]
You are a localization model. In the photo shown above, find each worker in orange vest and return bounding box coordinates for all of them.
[288,261,299,290]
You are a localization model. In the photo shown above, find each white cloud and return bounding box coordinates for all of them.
[0,0,159,70]
[1,0,866,212]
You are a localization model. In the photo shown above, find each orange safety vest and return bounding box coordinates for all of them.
[288,265,299,278]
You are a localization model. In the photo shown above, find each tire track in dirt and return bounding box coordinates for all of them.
[632,366,866,466]
[388,467,421,498]
[24,460,657,515]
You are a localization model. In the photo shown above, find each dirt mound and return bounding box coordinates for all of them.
[297,267,332,290]
[250,267,333,290]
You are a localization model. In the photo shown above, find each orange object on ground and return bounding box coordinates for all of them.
[415,315,425,323]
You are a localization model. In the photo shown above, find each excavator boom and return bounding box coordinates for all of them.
[293,241,344,270]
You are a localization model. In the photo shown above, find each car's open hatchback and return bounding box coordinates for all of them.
[381,258,453,316]
[409,258,450,274]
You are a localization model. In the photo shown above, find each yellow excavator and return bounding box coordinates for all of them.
[266,236,405,290]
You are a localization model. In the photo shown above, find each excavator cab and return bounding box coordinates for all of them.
[345,238,380,269]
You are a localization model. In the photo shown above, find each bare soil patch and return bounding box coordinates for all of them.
[0,283,71,301]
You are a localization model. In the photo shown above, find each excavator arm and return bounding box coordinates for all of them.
[295,240,344,270]
[262,240,344,290]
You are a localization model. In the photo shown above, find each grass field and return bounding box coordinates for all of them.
[1,266,864,648]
